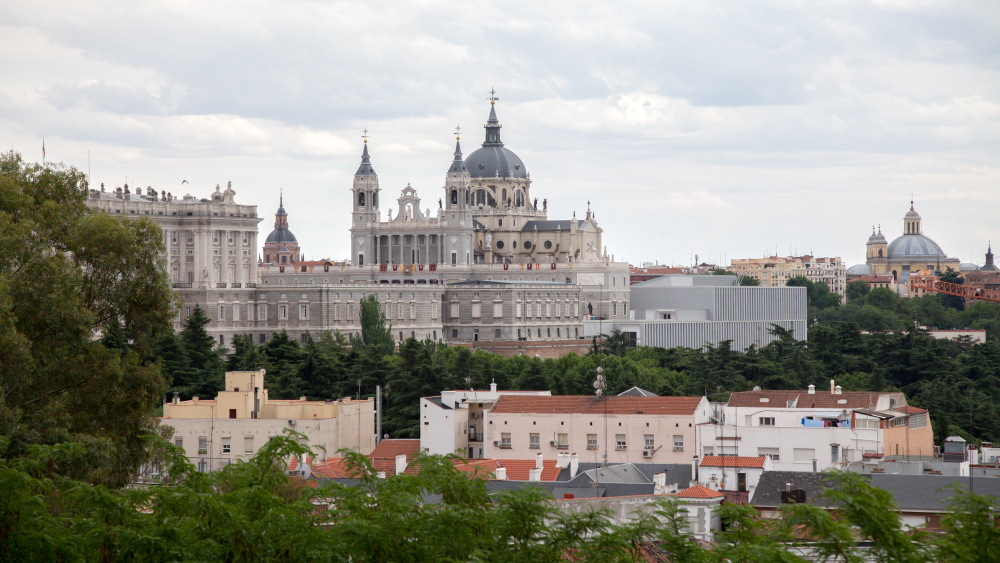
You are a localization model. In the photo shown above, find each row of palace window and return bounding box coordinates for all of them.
[169,231,249,245]
[497,433,683,451]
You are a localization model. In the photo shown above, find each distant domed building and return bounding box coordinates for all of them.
[851,201,960,284]
[261,194,302,265]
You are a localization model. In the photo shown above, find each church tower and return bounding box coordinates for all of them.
[866,224,888,274]
[442,135,473,265]
[350,140,380,266]
[903,200,921,235]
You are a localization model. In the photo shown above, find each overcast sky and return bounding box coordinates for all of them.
[3,0,998,267]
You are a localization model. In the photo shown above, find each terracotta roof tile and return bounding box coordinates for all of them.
[897,406,927,414]
[370,439,421,460]
[700,455,766,468]
[727,390,894,410]
[675,484,725,499]
[310,458,357,479]
[491,395,702,416]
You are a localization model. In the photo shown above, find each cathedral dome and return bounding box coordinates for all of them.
[265,227,297,244]
[265,195,298,244]
[465,102,528,179]
[886,234,946,259]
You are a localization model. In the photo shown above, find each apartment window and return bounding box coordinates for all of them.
[229,409,237,419]
[644,435,654,450]
[529,433,540,449]
[703,446,714,456]
[758,447,780,461]
[672,435,683,451]
[174,437,183,449]
[197,460,208,472]
[615,434,627,450]
[831,444,840,464]
[500,433,511,449]
[587,434,598,450]
[759,417,775,426]
[793,448,816,462]
[300,304,308,319]
[279,305,287,320]
[557,433,569,449]
[222,437,231,454]
[198,436,208,454]
[910,413,927,429]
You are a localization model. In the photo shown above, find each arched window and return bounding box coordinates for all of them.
[878,249,883,257]
[892,270,897,281]
[373,193,377,207]
[502,188,507,203]
[515,190,523,207]
[465,190,470,205]
[451,189,458,205]
[358,192,365,207]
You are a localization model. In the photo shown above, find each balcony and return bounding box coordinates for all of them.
[468,433,484,443]
[173,283,193,288]
[499,442,512,449]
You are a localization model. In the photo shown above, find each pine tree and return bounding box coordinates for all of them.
[263,330,305,399]
[179,304,224,398]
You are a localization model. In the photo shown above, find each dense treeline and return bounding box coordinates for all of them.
[3,432,998,563]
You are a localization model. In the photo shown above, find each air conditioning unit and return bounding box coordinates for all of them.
[493,440,500,446]
[550,440,557,446]
[288,420,295,426]
[642,450,653,458]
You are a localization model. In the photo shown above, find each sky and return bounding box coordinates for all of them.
[2,0,998,268]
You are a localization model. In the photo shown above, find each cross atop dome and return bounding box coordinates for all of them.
[488,87,499,105]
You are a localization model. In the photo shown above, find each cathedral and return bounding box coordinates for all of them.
[850,201,960,284]
[350,97,606,272]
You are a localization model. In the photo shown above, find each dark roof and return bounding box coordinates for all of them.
[465,103,528,179]
[491,395,703,416]
[448,279,573,287]
[265,227,297,244]
[618,386,658,397]
[355,143,376,176]
[555,463,691,488]
[447,139,467,174]
[752,471,1000,512]
[424,396,451,409]
[521,220,586,232]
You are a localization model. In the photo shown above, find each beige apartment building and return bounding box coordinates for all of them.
[162,370,375,472]
[729,255,846,297]
[485,395,711,465]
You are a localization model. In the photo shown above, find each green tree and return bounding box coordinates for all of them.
[846,279,871,301]
[937,268,965,311]
[178,304,224,398]
[354,294,395,357]
[713,268,761,286]
[0,150,174,487]
[263,330,305,400]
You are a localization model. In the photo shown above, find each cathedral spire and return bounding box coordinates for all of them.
[355,134,376,176]
[448,127,468,174]
[483,89,503,147]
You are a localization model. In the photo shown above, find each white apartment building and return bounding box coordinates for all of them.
[698,384,933,473]
[419,383,551,458]
[729,255,847,297]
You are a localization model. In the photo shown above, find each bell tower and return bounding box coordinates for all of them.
[350,134,380,266]
[442,130,472,265]
[903,200,921,235]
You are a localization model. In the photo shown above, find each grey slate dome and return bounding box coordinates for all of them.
[265,195,297,243]
[465,103,528,179]
[886,234,946,259]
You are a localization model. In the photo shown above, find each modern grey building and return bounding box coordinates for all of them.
[583,275,807,352]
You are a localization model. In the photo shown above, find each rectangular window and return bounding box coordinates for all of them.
[529,433,540,449]
[229,409,237,419]
[219,305,225,321]
[644,435,654,450]
[245,436,254,454]
[198,436,208,455]
[279,305,287,320]
[410,303,415,319]
[300,304,308,319]
[910,413,927,428]
[187,232,193,243]
[793,448,816,462]
[258,304,267,320]
[471,303,481,318]
[232,304,239,321]
[615,434,627,450]
[222,437,231,454]
[493,303,503,318]
[758,447,780,461]
[557,433,569,448]
[587,434,598,450]
[703,446,715,456]
[259,333,266,344]
[174,437,183,449]
[673,435,683,451]
[452,329,458,338]
[171,231,177,243]
[745,415,752,426]
[831,444,840,464]
[500,433,511,449]
[495,328,501,338]
[759,417,775,426]
[197,460,208,472]
[450,303,459,318]
[213,231,219,243]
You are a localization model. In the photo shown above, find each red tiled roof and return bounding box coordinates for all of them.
[675,484,724,499]
[897,406,927,414]
[491,395,702,416]
[727,390,894,410]
[370,439,421,460]
[309,458,357,479]
[371,458,420,477]
[700,455,765,468]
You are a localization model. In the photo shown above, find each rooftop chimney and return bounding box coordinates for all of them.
[192,396,199,405]
[395,453,407,476]
[807,384,815,395]
[830,380,835,394]
[494,467,507,480]
[490,379,497,393]
[653,472,668,495]
[536,453,544,470]
[528,467,542,482]
[556,453,569,469]
[834,385,842,395]
[172,391,180,405]
[569,454,579,479]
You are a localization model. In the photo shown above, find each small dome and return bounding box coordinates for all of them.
[848,264,873,276]
[887,234,946,259]
[466,146,528,179]
[265,227,297,244]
